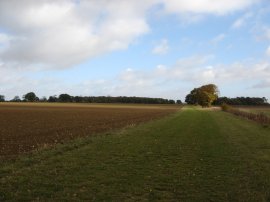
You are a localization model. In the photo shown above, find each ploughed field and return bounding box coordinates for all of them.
[0,103,179,158]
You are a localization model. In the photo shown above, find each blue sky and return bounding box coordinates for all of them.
[0,0,270,101]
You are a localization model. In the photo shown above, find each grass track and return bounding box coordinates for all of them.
[1,107,270,201]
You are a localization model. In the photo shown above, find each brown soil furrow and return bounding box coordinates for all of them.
[0,103,180,158]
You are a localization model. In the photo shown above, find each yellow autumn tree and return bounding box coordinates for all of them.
[185,84,219,107]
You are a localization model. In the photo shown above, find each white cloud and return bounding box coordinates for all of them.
[210,34,226,45]
[0,0,268,102]
[110,57,270,99]
[252,79,270,88]
[266,46,270,57]
[0,0,261,71]
[0,33,9,44]
[0,1,151,69]
[255,26,270,41]
[264,27,270,40]
[0,33,11,51]
[232,12,253,29]
[266,29,270,40]
[161,0,260,15]
[1,54,270,101]
[152,39,169,55]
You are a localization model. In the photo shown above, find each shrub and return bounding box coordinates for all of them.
[221,103,230,111]
[223,106,270,127]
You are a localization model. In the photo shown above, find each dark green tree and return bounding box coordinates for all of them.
[0,95,5,102]
[23,92,38,102]
[59,94,72,102]
[48,95,58,102]
[40,96,47,102]
[12,96,21,102]
[185,88,199,105]
[213,96,269,106]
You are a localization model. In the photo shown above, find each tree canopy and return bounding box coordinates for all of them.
[213,97,269,106]
[59,94,72,102]
[12,96,21,102]
[185,84,219,107]
[0,95,5,102]
[23,92,38,102]
[49,95,177,104]
[7,93,178,104]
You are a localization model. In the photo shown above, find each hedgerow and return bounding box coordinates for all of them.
[221,103,270,127]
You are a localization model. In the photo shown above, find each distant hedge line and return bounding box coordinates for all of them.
[6,93,182,104]
[221,104,270,126]
[213,97,269,106]
[47,95,179,104]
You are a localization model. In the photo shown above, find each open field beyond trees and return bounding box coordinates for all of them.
[235,106,270,117]
[0,103,179,158]
[1,105,270,201]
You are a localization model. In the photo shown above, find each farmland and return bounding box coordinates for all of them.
[1,105,270,201]
[0,103,179,158]
[235,106,270,117]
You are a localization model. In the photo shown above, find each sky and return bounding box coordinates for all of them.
[0,0,270,101]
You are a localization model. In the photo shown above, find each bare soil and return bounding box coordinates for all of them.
[0,103,179,157]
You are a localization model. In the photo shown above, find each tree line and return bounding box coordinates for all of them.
[185,84,269,107]
[1,87,269,106]
[2,92,182,104]
[213,97,269,106]
[0,95,4,102]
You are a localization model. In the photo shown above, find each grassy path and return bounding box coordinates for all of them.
[1,107,270,201]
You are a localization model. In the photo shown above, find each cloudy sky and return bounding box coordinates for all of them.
[0,0,270,101]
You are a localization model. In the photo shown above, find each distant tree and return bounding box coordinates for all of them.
[12,96,21,102]
[168,99,176,104]
[59,94,72,102]
[198,84,219,107]
[176,100,182,104]
[185,88,199,105]
[185,84,219,107]
[45,95,178,104]
[213,96,269,106]
[74,96,83,103]
[48,95,58,102]
[23,92,38,102]
[0,95,5,102]
[262,97,268,104]
[40,96,47,102]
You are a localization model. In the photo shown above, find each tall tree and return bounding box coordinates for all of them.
[40,96,47,102]
[0,95,5,102]
[185,84,219,107]
[185,88,199,105]
[48,95,58,102]
[23,92,38,102]
[59,94,72,102]
[12,96,21,102]
[198,84,219,107]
